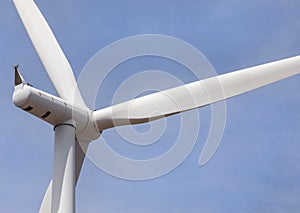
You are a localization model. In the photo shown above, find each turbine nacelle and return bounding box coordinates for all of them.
[12,68,100,142]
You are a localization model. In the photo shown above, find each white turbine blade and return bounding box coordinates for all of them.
[39,181,52,213]
[13,0,86,108]
[94,55,300,130]
[39,140,88,213]
[75,140,89,182]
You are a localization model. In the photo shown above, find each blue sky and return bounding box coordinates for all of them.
[1,0,300,212]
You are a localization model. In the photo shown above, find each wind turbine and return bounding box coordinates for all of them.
[12,0,300,212]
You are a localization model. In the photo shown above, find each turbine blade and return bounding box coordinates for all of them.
[75,140,89,183]
[39,181,52,213]
[12,0,86,108]
[94,55,300,130]
[39,139,88,213]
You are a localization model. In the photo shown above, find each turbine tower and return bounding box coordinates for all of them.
[12,0,300,212]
